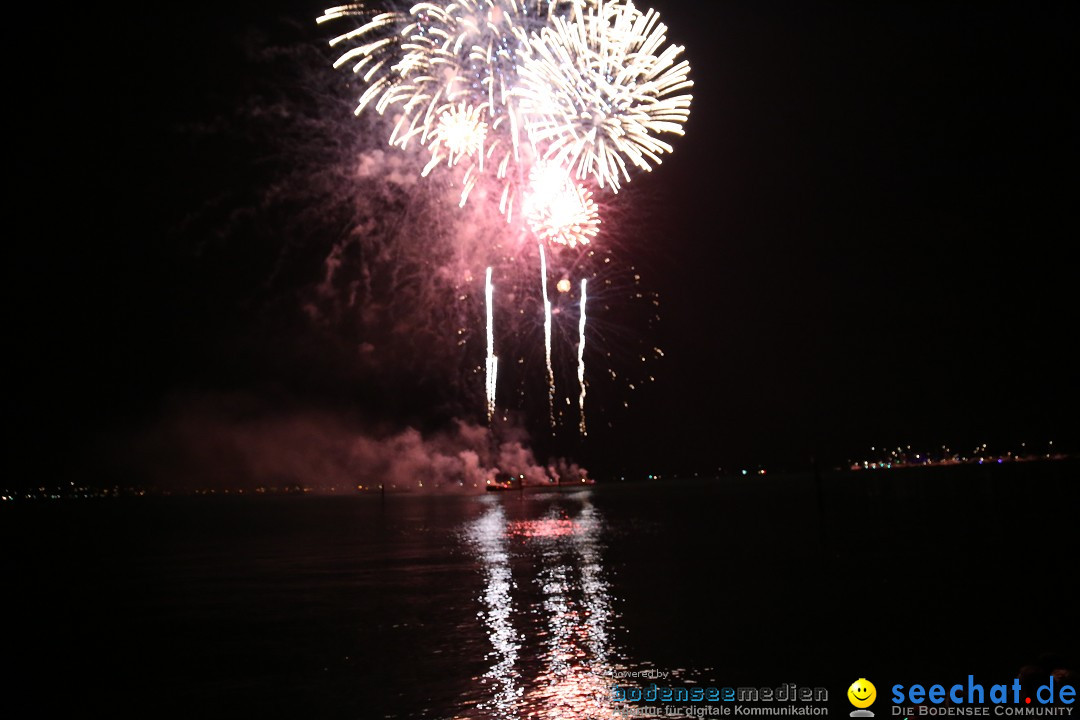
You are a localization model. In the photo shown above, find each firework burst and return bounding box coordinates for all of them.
[319,0,691,212]
[514,0,693,191]
[317,0,690,430]
[422,101,489,201]
[321,1,597,216]
[524,163,600,248]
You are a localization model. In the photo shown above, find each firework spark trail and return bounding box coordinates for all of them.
[486,267,498,422]
[577,278,587,436]
[538,244,555,429]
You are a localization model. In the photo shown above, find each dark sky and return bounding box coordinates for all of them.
[623,1,1077,472]
[9,0,1076,485]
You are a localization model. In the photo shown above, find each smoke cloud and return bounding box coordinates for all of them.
[124,19,658,489]
[125,393,588,493]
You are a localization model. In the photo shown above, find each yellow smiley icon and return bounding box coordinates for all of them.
[848,678,877,709]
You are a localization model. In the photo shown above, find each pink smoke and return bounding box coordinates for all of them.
[125,393,586,493]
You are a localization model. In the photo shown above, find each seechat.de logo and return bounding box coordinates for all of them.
[850,679,878,718]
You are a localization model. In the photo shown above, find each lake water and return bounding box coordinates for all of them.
[6,462,1077,718]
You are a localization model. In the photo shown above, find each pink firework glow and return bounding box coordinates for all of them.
[317,0,689,431]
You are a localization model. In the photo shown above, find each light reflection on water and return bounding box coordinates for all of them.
[469,501,523,714]
[463,492,627,720]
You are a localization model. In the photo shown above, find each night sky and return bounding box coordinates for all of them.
[10,0,1076,486]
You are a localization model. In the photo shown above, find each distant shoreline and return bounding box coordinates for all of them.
[3,456,1076,502]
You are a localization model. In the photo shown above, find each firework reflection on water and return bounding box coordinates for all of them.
[465,492,629,719]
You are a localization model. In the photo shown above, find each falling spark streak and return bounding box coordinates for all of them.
[538,244,555,429]
[577,278,587,436]
[486,267,498,422]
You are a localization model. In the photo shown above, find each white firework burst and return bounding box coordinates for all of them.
[423,102,488,174]
[320,1,596,216]
[524,163,600,248]
[514,0,693,192]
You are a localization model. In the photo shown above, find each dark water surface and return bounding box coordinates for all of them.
[6,462,1077,718]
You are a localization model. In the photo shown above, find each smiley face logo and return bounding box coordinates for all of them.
[848,678,877,709]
